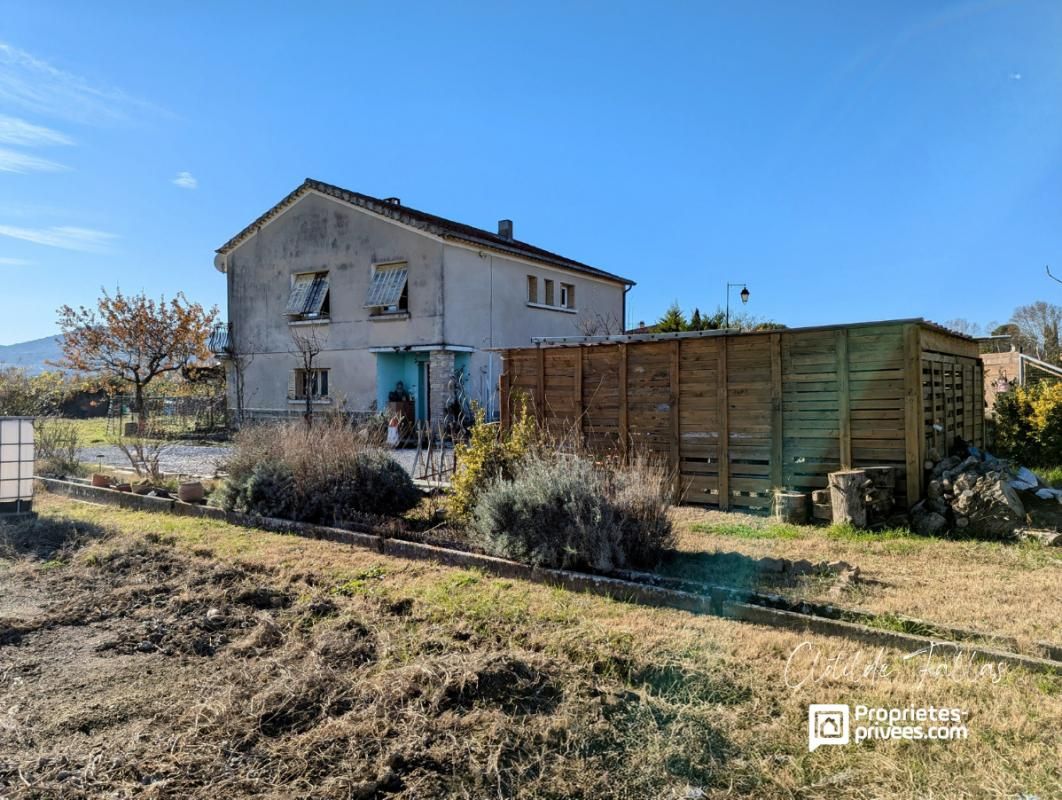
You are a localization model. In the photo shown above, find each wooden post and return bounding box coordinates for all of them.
[975,361,984,446]
[770,333,783,489]
[928,360,938,456]
[902,324,924,506]
[774,491,808,524]
[573,347,584,446]
[829,469,868,528]
[536,347,545,424]
[963,362,973,441]
[836,328,851,469]
[670,339,681,497]
[618,343,629,462]
[717,339,730,511]
[499,355,511,431]
[945,362,954,450]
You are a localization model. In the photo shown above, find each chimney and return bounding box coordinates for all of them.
[497,219,513,240]
[384,197,401,206]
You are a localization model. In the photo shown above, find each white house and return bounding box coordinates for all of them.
[212,178,633,422]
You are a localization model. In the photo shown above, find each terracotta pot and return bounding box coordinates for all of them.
[178,481,205,504]
[91,473,113,488]
[114,483,132,493]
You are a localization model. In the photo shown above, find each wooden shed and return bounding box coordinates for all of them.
[499,319,982,511]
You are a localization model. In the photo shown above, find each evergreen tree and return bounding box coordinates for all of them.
[656,302,688,333]
[690,308,703,331]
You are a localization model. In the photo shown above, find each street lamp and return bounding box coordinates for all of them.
[726,283,750,328]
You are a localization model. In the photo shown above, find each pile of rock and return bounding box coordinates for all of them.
[911,447,1062,539]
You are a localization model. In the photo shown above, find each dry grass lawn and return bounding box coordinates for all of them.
[667,506,1062,646]
[0,493,1058,799]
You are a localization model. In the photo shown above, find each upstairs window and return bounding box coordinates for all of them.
[560,283,575,309]
[366,261,409,315]
[285,271,330,321]
[544,279,555,306]
[527,275,538,303]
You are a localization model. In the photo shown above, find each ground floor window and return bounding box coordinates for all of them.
[294,368,329,399]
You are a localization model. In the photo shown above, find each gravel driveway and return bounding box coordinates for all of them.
[78,444,432,480]
[79,445,233,478]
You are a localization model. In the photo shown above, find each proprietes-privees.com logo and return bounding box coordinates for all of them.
[808,704,968,751]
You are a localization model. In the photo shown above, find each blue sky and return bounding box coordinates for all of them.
[0,0,1060,344]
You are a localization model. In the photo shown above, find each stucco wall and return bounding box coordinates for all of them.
[223,191,625,416]
[226,192,445,411]
[440,246,626,414]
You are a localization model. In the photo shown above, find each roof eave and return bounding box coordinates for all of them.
[439,233,634,285]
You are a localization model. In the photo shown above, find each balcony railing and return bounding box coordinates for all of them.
[208,323,233,356]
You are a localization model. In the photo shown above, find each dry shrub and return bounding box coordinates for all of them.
[472,452,674,571]
[0,515,110,561]
[33,417,83,478]
[221,414,418,521]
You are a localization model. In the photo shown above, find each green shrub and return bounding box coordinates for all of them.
[472,455,673,572]
[244,460,297,518]
[33,417,83,478]
[450,401,538,521]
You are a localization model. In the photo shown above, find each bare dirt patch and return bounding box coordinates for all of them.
[0,518,736,798]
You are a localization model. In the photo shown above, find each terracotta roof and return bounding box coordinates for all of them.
[216,178,634,285]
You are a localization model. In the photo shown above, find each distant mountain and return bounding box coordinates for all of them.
[0,335,64,374]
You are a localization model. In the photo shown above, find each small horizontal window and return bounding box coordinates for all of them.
[293,368,329,399]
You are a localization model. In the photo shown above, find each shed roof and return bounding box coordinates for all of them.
[216,178,634,285]
[511,317,975,348]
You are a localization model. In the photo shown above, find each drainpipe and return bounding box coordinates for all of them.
[623,283,632,332]
[488,254,495,419]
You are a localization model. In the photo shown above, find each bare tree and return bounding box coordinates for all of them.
[575,311,624,337]
[1011,301,1062,362]
[290,325,325,425]
[231,348,254,426]
[944,318,982,338]
[224,330,260,427]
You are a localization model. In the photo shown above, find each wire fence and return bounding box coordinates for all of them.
[106,395,228,439]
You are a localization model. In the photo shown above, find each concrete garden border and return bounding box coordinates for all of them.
[35,477,1061,675]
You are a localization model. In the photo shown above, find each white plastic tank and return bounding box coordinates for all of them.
[0,417,35,516]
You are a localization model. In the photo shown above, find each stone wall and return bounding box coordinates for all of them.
[429,350,455,424]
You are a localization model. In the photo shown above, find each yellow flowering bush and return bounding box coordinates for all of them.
[993,380,1062,466]
[449,399,538,521]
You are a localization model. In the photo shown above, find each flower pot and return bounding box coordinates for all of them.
[91,473,113,488]
[115,483,132,493]
[178,481,205,504]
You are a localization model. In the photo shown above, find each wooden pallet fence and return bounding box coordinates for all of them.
[500,319,983,511]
